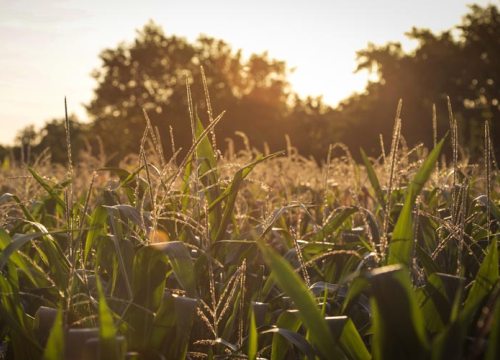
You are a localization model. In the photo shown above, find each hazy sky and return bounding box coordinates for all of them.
[0,0,495,144]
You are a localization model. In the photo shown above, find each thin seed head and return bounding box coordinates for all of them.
[200,66,218,158]
[64,97,73,177]
[432,103,437,148]
[485,120,491,243]
[169,125,176,161]
[186,74,196,141]
[291,226,311,287]
[382,107,402,256]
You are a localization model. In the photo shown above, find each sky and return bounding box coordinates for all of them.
[0,0,496,145]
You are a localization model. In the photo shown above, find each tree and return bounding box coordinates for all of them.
[337,4,499,159]
[87,21,293,160]
[34,117,88,164]
[14,125,38,164]
[13,117,88,165]
[18,4,496,164]
[287,95,339,157]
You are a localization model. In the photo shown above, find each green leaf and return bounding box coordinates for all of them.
[367,265,428,360]
[123,245,170,349]
[486,294,500,360]
[195,115,217,175]
[415,245,440,275]
[431,320,466,360]
[28,167,66,208]
[334,317,371,360]
[0,232,44,271]
[258,242,344,359]
[0,227,70,288]
[464,238,499,317]
[388,137,445,266]
[42,308,64,360]
[212,153,279,241]
[150,293,198,359]
[25,221,71,287]
[181,155,193,210]
[269,310,304,360]
[131,245,168,310]
[150,241,198,297]
[97,278,124,359]
[247,308,258,360]
[0,193,36,223]
[419,273,464,333]
[0,274,42,358]
[84,205,108,263]
[360,148,385,207]
[0,229,45,287]
[309,206,358,242]
[195,115,221,241]
[265,312,315,360]
[104,206,133,299]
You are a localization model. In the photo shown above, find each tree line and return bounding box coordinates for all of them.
[4,4,499,165]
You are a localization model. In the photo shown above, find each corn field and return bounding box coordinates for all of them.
[0,94,499,360]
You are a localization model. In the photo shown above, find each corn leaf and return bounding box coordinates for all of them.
[360,148,385,207]
[258,242,344,359]
[388,137,445,266]
[42,308,64,360]
[150,241,198,297]
[367,265,428,360]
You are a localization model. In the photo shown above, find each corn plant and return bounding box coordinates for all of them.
[0,88,499,359]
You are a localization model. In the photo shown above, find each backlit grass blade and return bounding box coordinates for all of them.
[209,153,281,211]
[0,226,70,288]
[367,265,428,360]
[28,167,66,208]
[0,272,42,358]
[247,308,258,360]
[213,153,279,241]
[419,273,464,332]
[463,238,499,317]
[360,148,385,207]
[269,310,303,360]
[42,308,64,360]
[150,241,198,297]
[309,206,358,242]
[25,221,71,280]
[0,193,36,222]
[195,115,221,241]
[388,137,445,266]
[0,232,46,271]
[0,229,46,287]
[97,278,124,359]
[150,293,198,359]
[486,294,500,360]
[258,242,344,359]
[265,318,316,360]
[336,317,371,360]
[84,205,108,263]
[181,154,193,210]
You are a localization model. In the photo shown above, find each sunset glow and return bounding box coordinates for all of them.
[0,0,494,144]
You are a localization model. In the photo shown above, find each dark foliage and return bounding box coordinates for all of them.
[9,4,500,163]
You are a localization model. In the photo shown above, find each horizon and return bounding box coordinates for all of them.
[0,0,495,145]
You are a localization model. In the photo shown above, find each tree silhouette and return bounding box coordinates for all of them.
[12,118,87,165]
[86,21,293,160]
[338,4,499,159]
[10,4,499,164]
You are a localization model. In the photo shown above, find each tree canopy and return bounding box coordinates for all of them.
[336,4,499,158]
[9,3,499,164]
[86,22,293,160]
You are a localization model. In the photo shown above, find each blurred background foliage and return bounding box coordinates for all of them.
[7,4,500,164]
